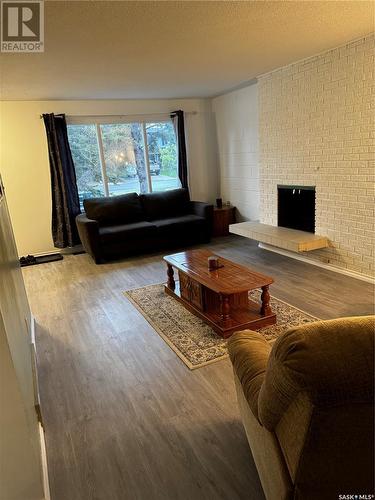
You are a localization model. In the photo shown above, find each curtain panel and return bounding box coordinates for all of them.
[170,110,189,190]
[42,113,81,248]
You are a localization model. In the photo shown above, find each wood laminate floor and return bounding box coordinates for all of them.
[22,236,374,500]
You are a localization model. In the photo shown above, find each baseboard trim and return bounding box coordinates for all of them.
[19,250,59,258]
[19,245,84,258]
[30,315,41,408]
[32,315,51,500]
[30,313,35,344]
[39,423,51,500]
[259,243,375,284]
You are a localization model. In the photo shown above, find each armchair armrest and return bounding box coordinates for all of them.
[228,330,272,423]
[75,213,102,263]
[190,201,214,222]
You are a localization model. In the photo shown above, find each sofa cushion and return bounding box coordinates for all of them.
[153,214,206,236]
[98,221,157,245]
[140,188,190,221]
[84,193,144,225]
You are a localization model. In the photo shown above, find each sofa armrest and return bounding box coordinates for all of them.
[190,201,213,222]
[228,330,272,423]
[258,316,375,431]
[75,213,101,263]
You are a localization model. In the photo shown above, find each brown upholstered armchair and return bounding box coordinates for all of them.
[228,316,374,500]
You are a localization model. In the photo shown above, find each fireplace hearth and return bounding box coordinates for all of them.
[278,185,315,233]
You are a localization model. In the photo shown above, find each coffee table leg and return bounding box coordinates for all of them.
[220,294,230,321]
[260,285,272,316]
[167,264,175,291]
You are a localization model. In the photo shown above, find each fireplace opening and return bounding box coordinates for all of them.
[278,185,315,233]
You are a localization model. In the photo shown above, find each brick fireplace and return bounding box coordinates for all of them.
[258,35,374,278]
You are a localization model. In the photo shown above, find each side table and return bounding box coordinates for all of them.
[212,206,236,236]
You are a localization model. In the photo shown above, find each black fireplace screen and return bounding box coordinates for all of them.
[277,185,315,233]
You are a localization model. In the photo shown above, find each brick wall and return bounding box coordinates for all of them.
[258,34,375,277]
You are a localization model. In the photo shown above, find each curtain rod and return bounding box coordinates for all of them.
[39,111,197,119]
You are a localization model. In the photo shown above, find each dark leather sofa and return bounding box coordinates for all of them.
[76,188,213,263]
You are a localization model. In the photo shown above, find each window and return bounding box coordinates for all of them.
[146,122,179,192]
[100,123,147,196]
[67,118,179,207]
[66,124,105,199]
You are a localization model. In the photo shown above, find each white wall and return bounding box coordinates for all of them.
[212,84,260,221]
[0,98,218,256]
[0,188,47,500]
[259,35,375,277]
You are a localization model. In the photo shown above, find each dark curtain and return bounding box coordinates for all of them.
[170,110,189,189]
[42,113,81,248]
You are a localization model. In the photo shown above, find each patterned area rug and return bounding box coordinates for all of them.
[124,284,318,370]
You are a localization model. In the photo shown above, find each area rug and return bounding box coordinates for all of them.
[124,284,319,370]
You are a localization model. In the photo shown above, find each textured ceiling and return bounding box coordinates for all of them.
[0,1,374,100]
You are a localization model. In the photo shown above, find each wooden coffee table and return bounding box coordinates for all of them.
[163,249,276,338]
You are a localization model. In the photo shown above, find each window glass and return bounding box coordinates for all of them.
[100,123,149,195]
[146,122,180,192]
[67,124,104,206]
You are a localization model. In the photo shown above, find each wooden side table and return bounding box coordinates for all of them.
[212,206,236,236]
